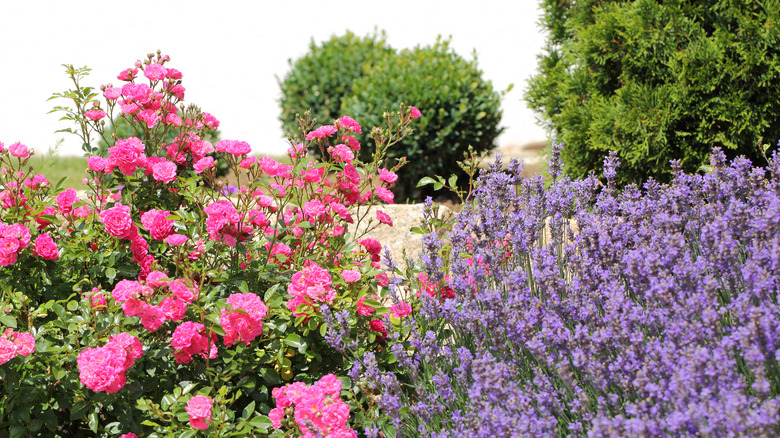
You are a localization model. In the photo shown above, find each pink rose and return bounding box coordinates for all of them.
[166,112,183,126]
[369,319,387,339]
[335,115,361,133]
[186,395,214,430]
[377,168,398,184]
[376,210,393,226]
[165,68,183,80]
[343,135,360,151]
[33,233,59,260]
[104,87,121,100]
[166,234,188,246]
[136,109,160,128]
[303,200,326,219]
[305,125,337,140]
[328,144,354,164]
[87,156,109,173]
[375,186,395,204]
[340,269,361,283]
[170,84,185,99]
[193,157,215,174]
[202,112,220,129]
[141,209,174,241]
[8,143,30,158]
[108,137,146,175]
[11,331,35,357]
[84,110,106,121]
[151,159,177,183]
[99,203,135,239]
[117,68,138,81]
[390,301,412,318]
[239,156,257,169]
[143,63,167,81]
[57,188,78,215]
[225,140,252,156]
[409,106,422,119]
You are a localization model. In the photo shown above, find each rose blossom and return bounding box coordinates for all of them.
[99,203,135,239]
[305,125,337,140]
[376,210,393,226]
[33,233,59,260]
[143,63,167,81]
[8,143,30,158]
[186,395,214,430]
[137,109,161,128]
[375,186,395,204]
[84,110,106,121]
[151,159,177,183]
[57,188,78,215]
[166,234,188,246]
[140,209,174,241]
[340,269,361,283]
[220,293,268,346]
[87,156,109,173]
[194,157,215,173]
[377,168,398,184]
[335,115,361,133]
[104,87,121,100]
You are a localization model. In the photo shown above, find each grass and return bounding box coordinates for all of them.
[26,153,89,190]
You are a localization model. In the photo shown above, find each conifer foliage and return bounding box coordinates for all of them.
[526,0,780,185]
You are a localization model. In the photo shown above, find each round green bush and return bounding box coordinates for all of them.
[341,38,504,201]
[526,0,780,186]
[278,30,394,139]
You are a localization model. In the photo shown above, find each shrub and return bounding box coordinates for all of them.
[0,53,419,437]
[526,0,780,186]
[278,30,394,139]
[342,38,504,201]
[358,144,780,436]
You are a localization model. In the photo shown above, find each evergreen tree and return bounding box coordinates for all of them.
[527,0,780,185]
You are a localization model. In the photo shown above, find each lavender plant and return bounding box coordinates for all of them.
[363,142,780,437]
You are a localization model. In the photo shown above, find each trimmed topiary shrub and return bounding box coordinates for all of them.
[278,30,394,139]
[526,0,780,185]
[341,38,504,201]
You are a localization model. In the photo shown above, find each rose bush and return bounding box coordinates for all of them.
[0,52,423,437]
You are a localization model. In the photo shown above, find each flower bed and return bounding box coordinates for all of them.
[2,52,779,437]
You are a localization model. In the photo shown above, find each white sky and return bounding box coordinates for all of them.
[0,0,549,157]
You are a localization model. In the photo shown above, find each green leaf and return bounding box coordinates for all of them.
[105,267,117,280]
[284,333,304,348]
[10,426,26,438]
[410,226,426,235]
[238,281,249,294]
[417,176,437,187]
[88,411,99,433]
[179,427,197,437]
[249,415,272,431]
[0,314,17,329]
[242,401,256,419]
[264,284,280,302]
[141,420,161,427]
[67,300,78,311]
[70,401,89,420]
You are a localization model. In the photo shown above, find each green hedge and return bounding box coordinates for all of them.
[526,0,780,185]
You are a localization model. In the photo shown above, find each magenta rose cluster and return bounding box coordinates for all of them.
[269,374,356,437]
[77,333,143,393]
[0,52,425,436]
[0,329,35,364]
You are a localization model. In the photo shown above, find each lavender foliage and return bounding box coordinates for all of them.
[371,147,780,437]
